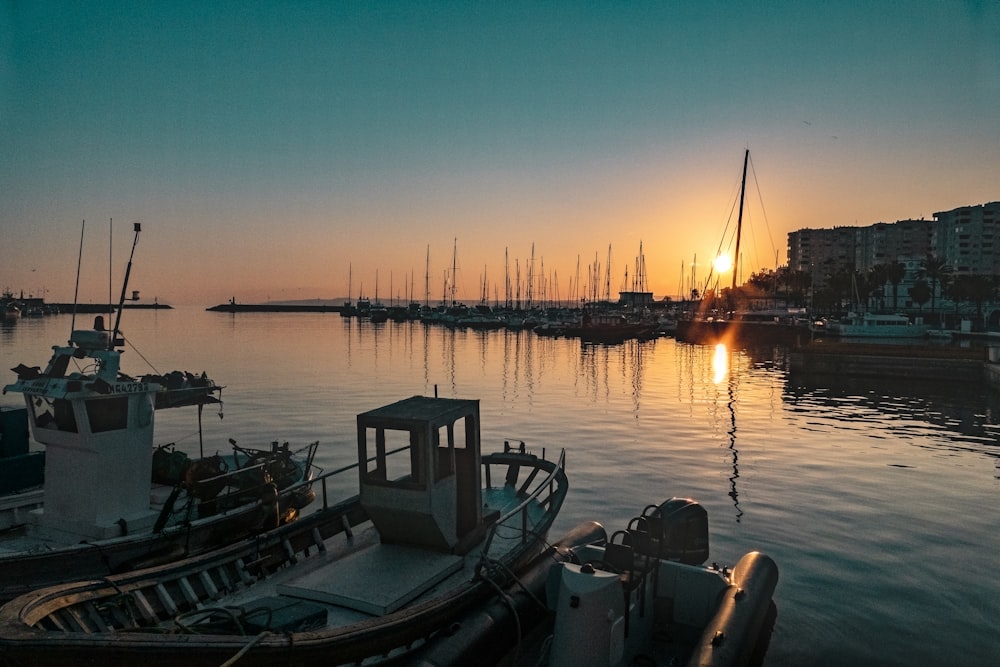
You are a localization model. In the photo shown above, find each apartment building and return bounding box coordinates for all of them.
[787,202,998,298]
[786,226,859,292]
[933,201,1000,277]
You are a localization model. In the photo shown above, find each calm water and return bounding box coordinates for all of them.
[3,308,998,666]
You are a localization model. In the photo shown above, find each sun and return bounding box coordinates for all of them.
[713,254,733,274]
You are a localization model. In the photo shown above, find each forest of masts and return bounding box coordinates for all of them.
[358,241,651,311]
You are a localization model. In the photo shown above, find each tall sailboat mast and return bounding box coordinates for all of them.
[424,246,430,307]
[450,238,458,306]
[733,148,749,290]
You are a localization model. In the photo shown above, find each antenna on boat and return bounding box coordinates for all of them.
[70,220,86,339]
[110,223,141,350]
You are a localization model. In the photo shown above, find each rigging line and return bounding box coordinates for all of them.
[704,167,746,292]
[123,335,162,376]
[748,153,778,261]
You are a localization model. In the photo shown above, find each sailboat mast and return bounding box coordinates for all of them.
[733,148,749,290]
[505,248,510,309]
[424,246,430,307]
[71,220,85,337]
[451,238,457,306]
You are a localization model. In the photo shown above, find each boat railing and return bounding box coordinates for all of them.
[276,444,413,512]
[245,443,566,558]
[477,447,567,567]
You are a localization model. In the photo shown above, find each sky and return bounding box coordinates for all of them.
[2,1,998,306]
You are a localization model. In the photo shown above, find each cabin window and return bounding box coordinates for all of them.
[48,354,71,378]
[86,396,129,433]
[32,398,78,433]
[434,424,456,481]
[362,426,425,489]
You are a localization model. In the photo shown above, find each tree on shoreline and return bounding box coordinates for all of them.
[919,254,950,314]
[886,260,906,310]
[908,280,931,312]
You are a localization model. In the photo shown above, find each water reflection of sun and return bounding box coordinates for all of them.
[712,343,728,384]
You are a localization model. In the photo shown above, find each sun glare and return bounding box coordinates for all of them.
[713,254,733,274]
[712,343,729,385]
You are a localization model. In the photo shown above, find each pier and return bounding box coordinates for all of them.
[789,342,992,384]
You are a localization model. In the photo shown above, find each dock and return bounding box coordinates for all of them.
[789,342,991,384]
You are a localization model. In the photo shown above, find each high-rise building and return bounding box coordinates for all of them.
[786,226,859,292]
[788,202,997,299]
[932,202,1000,277]
[855,219,935,274]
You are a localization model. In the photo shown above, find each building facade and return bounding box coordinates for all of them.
[932,201,1000,277]
[786,201,998,313]
[786,226,860,292]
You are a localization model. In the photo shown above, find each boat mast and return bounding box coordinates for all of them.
[504,247,510,310]
[574,255,580,304]
[424,245,430,307]
[450,238,458,306]
[604,243,611,303]
[526,243,535,310]
[733,148,749,290]
[71,220,85,337]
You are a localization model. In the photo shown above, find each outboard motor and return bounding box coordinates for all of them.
[636,498,709,565]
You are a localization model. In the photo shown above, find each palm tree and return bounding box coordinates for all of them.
[780,268,811,308]
[908,280,931,312]
[886,260,906,310]
[947,274,996,326]
[826,266,856,311]
[919,254,950,314]
[867,264,890,311]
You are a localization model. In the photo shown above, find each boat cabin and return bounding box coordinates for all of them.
[4,318,162,542]
[356,396,483,553]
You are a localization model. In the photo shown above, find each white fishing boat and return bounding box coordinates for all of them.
[0,224,318,602]
[0,406,42,496]
[0,395,572,667]
[819,312,928,338]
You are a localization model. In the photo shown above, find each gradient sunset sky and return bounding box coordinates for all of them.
[2,1,998,305]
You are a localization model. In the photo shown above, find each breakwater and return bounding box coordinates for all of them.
[789,342,993,384]
[50,303,172,312]
[206,303,343,313]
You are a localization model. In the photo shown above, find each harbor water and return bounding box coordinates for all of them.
[2,308,998,666]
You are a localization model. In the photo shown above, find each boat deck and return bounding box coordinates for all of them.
[135,482,547,634]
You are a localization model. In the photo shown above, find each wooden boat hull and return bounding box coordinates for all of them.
[0,449,568,667]
[0,485,305,604]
